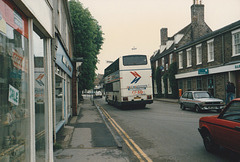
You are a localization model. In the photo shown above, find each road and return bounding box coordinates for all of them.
[94,97,240,161]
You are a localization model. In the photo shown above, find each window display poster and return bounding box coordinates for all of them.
[35,70,45,103]
[0,0,28,38]
[8,84,19,106]
[0,10,6,34]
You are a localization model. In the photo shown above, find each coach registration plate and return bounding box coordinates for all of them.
[134,96,141,99]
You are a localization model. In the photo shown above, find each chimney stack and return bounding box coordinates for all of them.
[191,0,204,24]
[160,28,168,45]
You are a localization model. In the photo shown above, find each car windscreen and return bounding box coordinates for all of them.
[194,92,211,98]
[123,55,147,66]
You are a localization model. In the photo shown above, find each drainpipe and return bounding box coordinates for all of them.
[222,34,225,65]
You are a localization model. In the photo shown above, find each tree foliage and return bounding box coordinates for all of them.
[163,73,168,98]
[69,0,104,90]
[155,67,162,97]
[168,62,178,98]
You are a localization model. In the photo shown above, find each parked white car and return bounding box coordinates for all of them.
[179,91,224,112]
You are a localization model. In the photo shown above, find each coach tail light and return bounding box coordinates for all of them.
[147,95,152,99]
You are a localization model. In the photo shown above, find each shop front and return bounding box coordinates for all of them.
[55,38,73,133]
[0,0,55,161]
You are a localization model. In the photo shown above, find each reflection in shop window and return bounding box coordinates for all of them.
[0,24,30,161]
[56,74,63,124]
[33,30,46,162]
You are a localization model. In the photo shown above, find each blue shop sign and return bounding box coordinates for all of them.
[56,39,73,78]
[198,68,209,75]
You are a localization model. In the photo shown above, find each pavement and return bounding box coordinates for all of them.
[54,96,129,162]
[53,96,178,162]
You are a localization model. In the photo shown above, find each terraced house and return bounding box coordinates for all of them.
[151,1,240,101]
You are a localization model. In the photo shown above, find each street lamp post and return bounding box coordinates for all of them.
[72,57,83,116]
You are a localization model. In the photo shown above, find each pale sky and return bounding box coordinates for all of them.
[79,0,240,74]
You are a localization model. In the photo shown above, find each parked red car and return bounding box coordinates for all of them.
[198,98,240,153]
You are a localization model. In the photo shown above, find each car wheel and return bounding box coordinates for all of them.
[180,104,185,110]
[195,105,202,113]
[202,132,219,153]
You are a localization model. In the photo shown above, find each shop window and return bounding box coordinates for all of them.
[55,73,64,125]
[178,80,183,90]
[33,30,46,162]
[187,79,192,91]
[0,19,30,162]
[197,77,202,90]
[208,77,214,96]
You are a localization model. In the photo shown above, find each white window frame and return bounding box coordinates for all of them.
[162,57,164,71]
[232,28,240,56]
[207,39,214,62]
[169,53,173,65]
[196,44,202,65]
[161,76,165,94]
[168,79,172,94]
[178,52,183,69]
[187,48,192,67]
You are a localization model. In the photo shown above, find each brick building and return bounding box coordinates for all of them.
[175,20,240,100]
[151,0,212,97]
[151,1,240,101]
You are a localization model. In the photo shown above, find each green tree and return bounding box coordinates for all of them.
[163,73,168,98]
[155,67,162,97]
[69,0,104,91]
[168,62,178,98]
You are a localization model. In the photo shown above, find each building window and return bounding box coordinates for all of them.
[179,52,183,69]
[168,79,172,94]
[187,78,192,91]
[169,53,173,64]
[207,39,214,62]
[232,29,240,56]
[161,76,165,94]
[178,80,183,95]
[208,77,214,96]
[187,48,192,67]
[196,44,202,65]
[197,77,202,90]
[162,57,164,71]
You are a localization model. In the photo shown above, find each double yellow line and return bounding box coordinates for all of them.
[99,106,152,162]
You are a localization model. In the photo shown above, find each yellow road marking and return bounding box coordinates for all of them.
[99,106,152,162]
